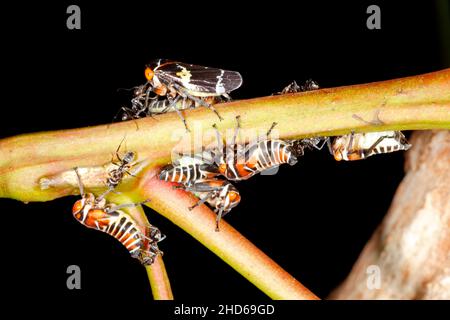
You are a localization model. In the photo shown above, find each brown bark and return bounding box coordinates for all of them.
[330,130,450,300]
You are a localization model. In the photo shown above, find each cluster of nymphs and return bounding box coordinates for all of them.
[71,143,165,266]
[159,116,327,231]
[159,114,411,231]
[116,59,411,231]
[109,59,411,239]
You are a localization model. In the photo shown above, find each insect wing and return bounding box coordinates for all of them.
[156,62,243,95]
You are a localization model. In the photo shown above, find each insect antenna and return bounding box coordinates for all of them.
[114,135,128,161]
[73,167,84,196]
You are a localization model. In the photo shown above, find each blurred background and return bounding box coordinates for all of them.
[1,1,448,302]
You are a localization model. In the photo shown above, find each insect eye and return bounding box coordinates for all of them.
[145,67,154,81]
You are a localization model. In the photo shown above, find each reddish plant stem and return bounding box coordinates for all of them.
[138,171,319,300]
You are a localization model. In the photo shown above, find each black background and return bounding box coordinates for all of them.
[1,1,448,304]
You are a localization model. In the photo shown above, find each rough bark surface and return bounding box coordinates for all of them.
[330,130,450,299]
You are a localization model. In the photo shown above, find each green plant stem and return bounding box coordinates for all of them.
[138,170,319,300]
[0,69,448,202]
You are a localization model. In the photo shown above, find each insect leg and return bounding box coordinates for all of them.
[306,137,328,150]
[168,95,189,132]
[347,131,356,154]
[96,186,114,203]
[215,201,234,232]
[363,135,392,157]
[113,137,126,163]
[212,124,224,150]
[226,116,243,164]
[149,225,166,242]
[396,131,412,149]
[144,82,154,100]
[124,169,137,178]
[173,83,223,121]
[266,122,278,137]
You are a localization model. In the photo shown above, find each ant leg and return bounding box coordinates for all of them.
[121,107,140,130]
[116,137,125,155]
[148,225,166,242]
[364,135,392,157]
[188,191,216,211]
[212,123,224,151]
[112,137,126,163]
[309,137,328,150]
[222,93,231,101]
[179,98,190,132]
[96,186,114,203]
[142,231,166,244]
[110,161,121,167]
[124,170,137,178]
